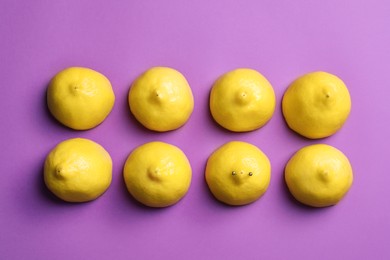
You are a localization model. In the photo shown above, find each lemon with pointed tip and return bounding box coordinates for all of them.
[282,71,351,139]
[205,141,271,206]
[123,142,192,207]
[128,67,194,132]
[210,68,276,132]
[47,67,115,130]
[44,138,112,202]
[285,144,353,207]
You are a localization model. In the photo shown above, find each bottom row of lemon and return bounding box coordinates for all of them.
[44,138,353,208]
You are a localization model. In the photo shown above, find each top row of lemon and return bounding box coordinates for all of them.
[47,66,351,139]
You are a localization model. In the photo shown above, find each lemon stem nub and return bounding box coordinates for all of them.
[55,167,65,179]
[249,172,253,176]
[232,171,237,175]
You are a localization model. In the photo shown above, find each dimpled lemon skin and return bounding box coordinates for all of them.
[282,71,351,139]
[47,67,115,130]
[123,142,192,207]
[285,144,353,207]
[44,138,112,202]
[128,67,194,132]
[205,141,271,206]
[210,68,276,132]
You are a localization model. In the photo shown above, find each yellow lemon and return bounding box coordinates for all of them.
[44,138,112,202]
[123,142,192,207]
[285,144,353,207]
[282,71,351,139]
[210,68,276,132]
[47,67,115,130]
[205,141,271,206]
[128,67,194,132]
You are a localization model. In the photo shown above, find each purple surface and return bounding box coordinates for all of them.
[1,0,389,259]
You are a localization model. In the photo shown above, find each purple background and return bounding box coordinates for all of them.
[1,0,389,259]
